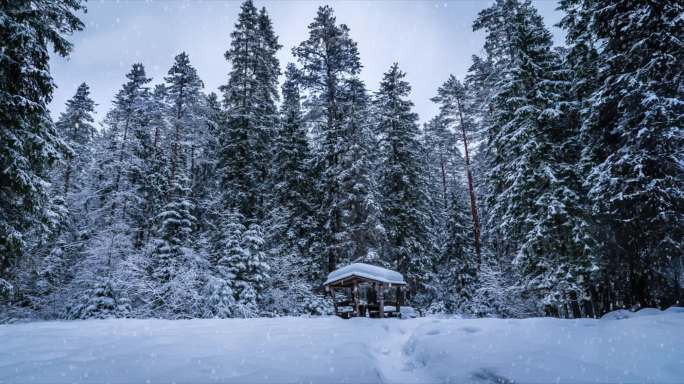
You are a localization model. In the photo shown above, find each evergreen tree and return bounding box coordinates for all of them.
[0,0,84,293]
[191,92,224,234]
[30,83,97,314]
[164,52,204,185]
[235,223,269,316]
[98,64,153,226]
[432,76,482,268]
[219,0,281,220]
[375,63,432,288]
[569,0,683,310]
[432,189,475,313]
[210,211,268,317]
[473,0,590,315]
[149,176,198,317]
[54,83,96,196]
[420,116,462,264]
[293,5,366,275]
[70,278,130,320]
[140,84,171,245]
[338,78,384,265]
[270,64,316,276]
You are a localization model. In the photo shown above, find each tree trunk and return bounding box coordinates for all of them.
[455,97,481,270]
[378,284,385,318]
[63,159,72,195]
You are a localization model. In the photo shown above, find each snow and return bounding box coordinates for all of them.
[324,263,406,286]
[1,310,683,384]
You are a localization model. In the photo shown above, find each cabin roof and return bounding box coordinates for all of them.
[323,263,407,286]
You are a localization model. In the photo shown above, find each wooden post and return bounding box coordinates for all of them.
[378,283,385,318]
[395,286,401,313]
[330,287,338,316]
[353,280,361,317]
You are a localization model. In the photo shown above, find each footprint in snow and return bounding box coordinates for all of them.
[471,368,515,384]
[460,326,481,334]
[426,329,440,336]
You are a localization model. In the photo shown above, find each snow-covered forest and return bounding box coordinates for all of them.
[0,0,682,322]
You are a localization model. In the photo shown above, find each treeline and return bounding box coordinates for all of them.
[0,0,681,320]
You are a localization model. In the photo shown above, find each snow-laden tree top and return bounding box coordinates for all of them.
[324,263,406,286]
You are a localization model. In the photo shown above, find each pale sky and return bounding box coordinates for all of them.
[49,0,565,126]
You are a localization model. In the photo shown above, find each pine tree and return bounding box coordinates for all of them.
[164,52,204,185]
[141,84,171,244]
[235,223,269,316]
[569,0,683,310]
[375,63,432,289]
[432,76,482,268]
[293,5,367,275]
[270,64,317,276]
[219,0,281,221]
[149,177,197,317]
[0,0,84,293]
[210,211,268,317]
[338,78,384,265]
[474,0,591,315]
[30,83,97,313]
[100,64,153,227]
[435,189,476,313]
[420,116,462,265]
[70,278,130,320]
[207,210,244,318]
[191,92,224,234]
[54,82,96,196]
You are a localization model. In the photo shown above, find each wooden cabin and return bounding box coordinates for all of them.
[323,263,407,319]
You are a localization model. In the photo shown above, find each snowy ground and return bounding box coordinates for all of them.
[1,308,683,384]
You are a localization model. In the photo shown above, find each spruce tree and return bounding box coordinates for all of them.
[149,176,197,317]
[570,0,683,309]
[210,211,268,317]
[0,0,84,293]
[432,76,482,268]
[437,189,476,313]
[420,116,462,265]
[99,64,153,224]
[293,5,368,275]
[164,52,204,185]
[235,223,269,316]
[474,0,590,315]
[209,210,243,316]
[338,78,384,265]
[31,83,96,312]
[271,64,316,276]
[54,83,96,196]
[375,63,432,288]
[219,0,280,221]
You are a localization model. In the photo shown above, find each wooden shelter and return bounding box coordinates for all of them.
[323,263,407,319]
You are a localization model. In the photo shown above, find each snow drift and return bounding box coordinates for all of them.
[1,309,682,384]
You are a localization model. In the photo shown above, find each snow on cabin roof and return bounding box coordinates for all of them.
[324,263,407,286]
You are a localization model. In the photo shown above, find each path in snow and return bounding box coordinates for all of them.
[1,309,683,384]
[363,317,432,384]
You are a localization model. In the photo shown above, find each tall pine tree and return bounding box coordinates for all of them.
[568,0,683,310]
[0,0,84,294]
[219,0,280,221]
[375,63,432,290]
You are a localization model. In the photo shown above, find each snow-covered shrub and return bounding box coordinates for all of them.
[69,279,130,319]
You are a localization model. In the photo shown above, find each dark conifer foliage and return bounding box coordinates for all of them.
[293,5,369,276]
[375,63,432,288]
[432,76,481,269]
[0,0,85,294]
[219,0,281,221]
[1,0,680,320]
[562,0,683,310]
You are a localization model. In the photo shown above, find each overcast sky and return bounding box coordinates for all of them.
[49,0,565,126]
